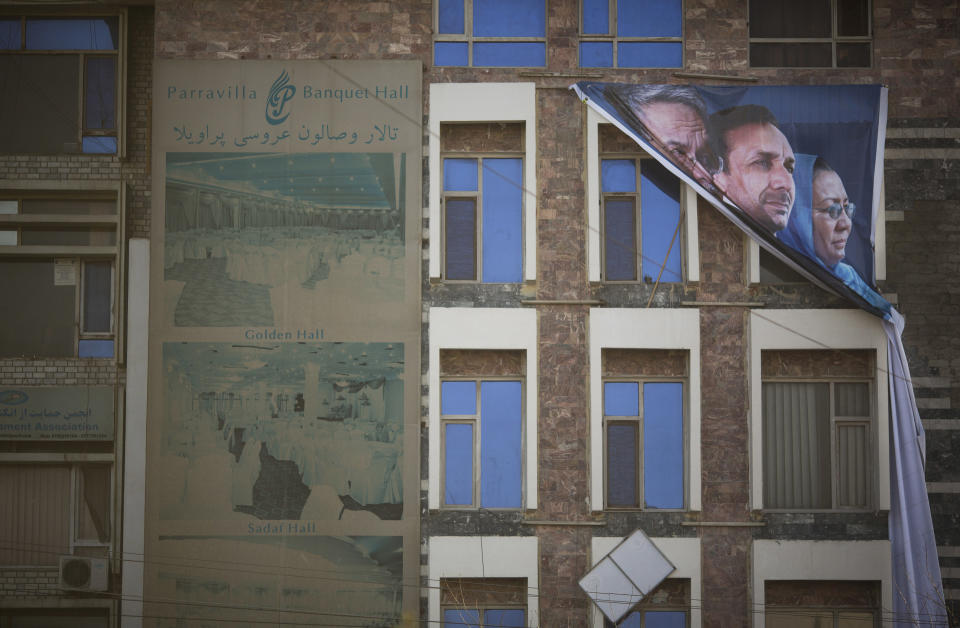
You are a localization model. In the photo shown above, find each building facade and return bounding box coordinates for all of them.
[1,0,958,626]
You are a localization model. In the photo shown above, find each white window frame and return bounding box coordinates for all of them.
[440,376,526,509]
[429,536,539,628]
[429,307,537,510]
[590,536,702,628]
[586,109,699,284]
[752,539,892,628]
[748,309,890,510]
[578,0,684,69]
[429,83,537,282]
[589,308,701,512]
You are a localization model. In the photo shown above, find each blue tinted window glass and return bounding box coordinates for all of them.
[0,20,21,49]
[444,608,480,628]
[640,160,682,282]
[444,158,479,191]
[445,199,477,280]
[473,42,545,67]
[480,381,522,508]
[78,339,114,358]
[619,42,683,68]
[444,423,475,506]
[26,18,118,50]
[604,382,639,416]
[618,0,682,37]
[607,423,638,507]
[605,610,642,628]
[646,611,686,628]
[435,42,469,66]
[481,158,522,282]
[442,381,477,415]
[474,0,545,36]
[86,57,116,130]
[484,609,526,627]
[604,199,637,281]
[438,0,465,34]
[82,137,117,154]
[601,159,636,193]
[643,382,684,509]
[580,42,614,68]
[583,0,610,34]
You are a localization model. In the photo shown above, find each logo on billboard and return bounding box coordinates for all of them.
[0,390,29,405]
[265,69,296,125]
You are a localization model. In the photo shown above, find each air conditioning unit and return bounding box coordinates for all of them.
[58,556,109,592]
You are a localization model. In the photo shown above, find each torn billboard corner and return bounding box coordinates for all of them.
[571,81,891,320]
[572,81,947,627]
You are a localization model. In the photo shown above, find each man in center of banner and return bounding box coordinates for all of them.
[709,105,797,234]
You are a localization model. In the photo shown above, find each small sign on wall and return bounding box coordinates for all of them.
[0,386,115,440]
[54,259,77,286]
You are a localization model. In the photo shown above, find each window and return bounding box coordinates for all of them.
[429,537,540,626]
[0,190,121,358]
[0,13,122,154]
[428,309,537,510]
[429,84,537,283]
[441,379,523,508]
[601,157,682,283]
[589,311,700,512]
[749,311,889,512]
[442,578,526,628]
[604,380,684,509]
[0,464,112,566]
[749,0,870,68]
[602,579,690,628]
[764,580,880,628]
[761,350,875,510]
[442,156,523,282]
[435,0,546,67]
[758,247,806,284]
[580,0,682,68]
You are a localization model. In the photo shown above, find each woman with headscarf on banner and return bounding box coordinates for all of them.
[779,153,892,317]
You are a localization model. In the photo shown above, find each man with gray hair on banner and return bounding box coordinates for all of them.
[605,84,719,192]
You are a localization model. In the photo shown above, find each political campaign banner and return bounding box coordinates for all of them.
[573,81,946,627]
[572,82,891,318]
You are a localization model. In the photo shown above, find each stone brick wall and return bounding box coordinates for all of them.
[0,568,60,598]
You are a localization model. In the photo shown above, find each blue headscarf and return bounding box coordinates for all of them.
[779,153,892,317]
[777,153,818,261]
